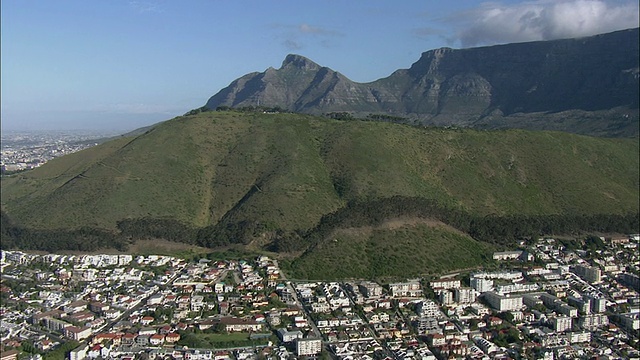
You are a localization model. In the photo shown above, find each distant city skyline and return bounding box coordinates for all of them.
[2,0,638,132]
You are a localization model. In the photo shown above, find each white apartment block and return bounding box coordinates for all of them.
[470,278,494,293]
[389,281,422,297]
[552,316,572,332]
[438,290,454,305]
[472,271,523,282]
[418,300,441,318]
[492,251,523,261]
[296,338,322,356]
[483,292,523,312]
[454,287,477,304]
[578,314,609,330]
[566,331,591,344]
[430,279,461,290]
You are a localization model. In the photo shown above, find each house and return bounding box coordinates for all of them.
[488,317,503,327]
[92,333,121,346]
[65,300,89,314]
[429,334,446,347]
[139,327,157,336]
[165,332,181,343]
[219,317,263,332]
[87,344,102,359]
[150,334,165,346]
[122,333,137,345]
[36,338,54,352]
[89,302,110,314]
[65,326,92,341]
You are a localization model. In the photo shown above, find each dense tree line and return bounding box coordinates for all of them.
[117,217,197,244]
[196,219,270,248]
[323,112,408,122]
[1,198,638,253]
[303,196,639,249]
[1,212,129,252]
[183,105,291,116]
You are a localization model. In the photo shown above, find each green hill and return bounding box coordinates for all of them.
[287,220,495,280]
[2,110,638,278]
[2,110,638,233]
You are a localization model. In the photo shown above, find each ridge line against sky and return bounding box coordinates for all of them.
[1,0,639,131]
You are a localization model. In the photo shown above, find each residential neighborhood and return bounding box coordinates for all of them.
[0,234,639,360]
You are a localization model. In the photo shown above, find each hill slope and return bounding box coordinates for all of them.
[1,111,638,233]
[288,220,495,280]
[205,28,640,137]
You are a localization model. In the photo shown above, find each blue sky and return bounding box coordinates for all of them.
[2,0,638,131]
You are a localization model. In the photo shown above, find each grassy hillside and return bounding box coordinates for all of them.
[1,111,638,232]
[287,220,494,280]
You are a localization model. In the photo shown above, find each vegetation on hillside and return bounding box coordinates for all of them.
[1,111,638,278]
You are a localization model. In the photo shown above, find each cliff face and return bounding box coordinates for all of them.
[205,28,640,136]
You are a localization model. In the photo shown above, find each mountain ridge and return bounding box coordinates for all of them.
[205,28,639,137]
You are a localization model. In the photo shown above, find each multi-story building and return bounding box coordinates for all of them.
[454,287,477,304]
[552,316,572,332]
[584,294,606,313]
[472,337,498,354]
[470,278,493,293]
[566,331,591,344]
[358,281,383,298]
[418,300,441,318]
[430,279,461,290]
[572,265,602,283]
[277,329,303,343]
[296,338,322,356]
[567,296,591,315]
[483,292,523,312]
[578,314,609,330]
[620,273,640,289]
[439,290,454,305]
[64,326,92,341]
[618,312,640,331]
[389,281,422,297]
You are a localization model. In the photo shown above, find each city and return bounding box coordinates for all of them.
[1,131,119,173]
[1,234,638,360]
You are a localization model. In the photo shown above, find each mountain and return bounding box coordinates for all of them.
[2,111,637,232]
[205,28,640,137]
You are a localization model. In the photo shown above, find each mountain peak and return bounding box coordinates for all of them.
[281,54,321,71]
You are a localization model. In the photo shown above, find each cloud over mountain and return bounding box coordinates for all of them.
[449,0,639,47]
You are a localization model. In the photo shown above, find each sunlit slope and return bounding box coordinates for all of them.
[1,111,638,230]
[289,223,495,280]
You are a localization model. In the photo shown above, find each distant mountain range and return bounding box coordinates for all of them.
[206,28,639,137]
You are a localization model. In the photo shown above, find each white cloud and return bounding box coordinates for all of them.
[271,23,343,51]
[128,1,164,14]
[448,0,639,47]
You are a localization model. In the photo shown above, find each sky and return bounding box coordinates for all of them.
[2,0,638,132]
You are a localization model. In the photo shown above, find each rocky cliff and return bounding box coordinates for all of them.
[205,28,639,137]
